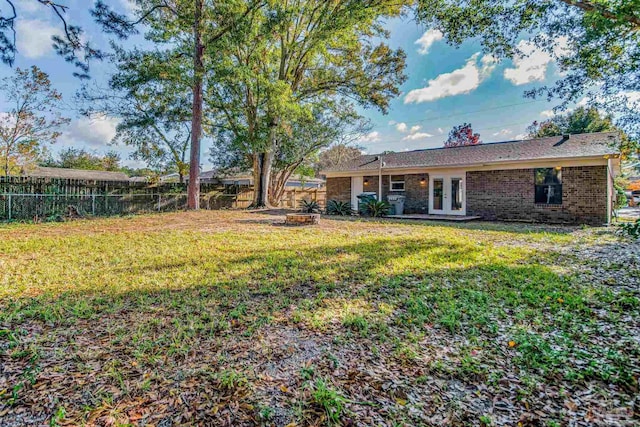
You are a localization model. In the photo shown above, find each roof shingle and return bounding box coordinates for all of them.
[323,132,620,173]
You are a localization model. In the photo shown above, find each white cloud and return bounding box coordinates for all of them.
[16,2,42,14]
[402,132,434,141]
[437,127,444,134]
[504,38,569,86]
[61,114,121,148]
[404,53,497,103]
[514,133,527,140]
[396,123,431,140]
[540,110,556,118]
[492,129,513,137]
[357,131,381,143]
[415,29,443,55]
[120,0,138,12]
[16,19,63,59]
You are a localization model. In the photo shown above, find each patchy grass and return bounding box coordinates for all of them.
[0,210,638,426]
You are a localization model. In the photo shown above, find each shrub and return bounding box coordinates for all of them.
[300,199,320,213]
[618,219,640,239]
[326,200,352,216]
[362,199,390,217]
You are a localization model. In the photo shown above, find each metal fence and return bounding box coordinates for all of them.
[0,189,326,221]
[0,176,326,221]
[0,193,192,221]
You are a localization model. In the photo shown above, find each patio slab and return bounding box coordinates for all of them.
[386,214,482,222]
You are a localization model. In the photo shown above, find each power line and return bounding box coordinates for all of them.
[364,119,535,147]
[373,99,548,130]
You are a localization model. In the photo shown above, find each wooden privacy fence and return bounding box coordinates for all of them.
[0,176,326,221]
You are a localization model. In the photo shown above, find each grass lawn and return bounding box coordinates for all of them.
[0,211,638,426]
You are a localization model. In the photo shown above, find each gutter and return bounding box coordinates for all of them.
[321,154,618,178]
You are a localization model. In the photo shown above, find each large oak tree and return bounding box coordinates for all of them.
[206,0,408,207]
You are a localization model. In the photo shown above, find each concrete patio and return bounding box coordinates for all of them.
[386,214,482,222]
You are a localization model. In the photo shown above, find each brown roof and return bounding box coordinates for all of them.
[26,167,130,181]
[323,132,620,173]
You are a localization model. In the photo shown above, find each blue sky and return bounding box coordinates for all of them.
[0,1,569,168]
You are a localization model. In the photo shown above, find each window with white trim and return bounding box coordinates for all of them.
[390,175,405,191]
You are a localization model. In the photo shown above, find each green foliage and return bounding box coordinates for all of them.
[416,0,640,140]
[614,178,628,210]
[0,66,69,176]
[326,200,352,216]
[618,219,640,239]
[310,379,346,425]
[527,107,636,157]
[528,107,617,138]
[300,199,320,214]
[84,47,194,182]
[316,144,363,173]
[362,199,391,217]
[205,0,408,206]
[215,369,249,391]
[41,148,122,172]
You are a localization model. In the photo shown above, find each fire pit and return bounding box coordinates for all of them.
[285,213,320,226]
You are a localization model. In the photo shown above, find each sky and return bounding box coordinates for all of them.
[0,1,573,169]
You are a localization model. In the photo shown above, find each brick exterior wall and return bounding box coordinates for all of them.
[403,174,429,213]
[327,174,429,214]
[325,177,351,204]
[466,166,609,225]
[327,166,609,224]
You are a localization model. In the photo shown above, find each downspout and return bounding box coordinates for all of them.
[378,155,383,201]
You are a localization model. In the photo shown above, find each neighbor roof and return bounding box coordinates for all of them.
[26,167,130,181]
[323,132,620,173]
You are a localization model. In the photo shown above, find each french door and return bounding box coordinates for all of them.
[429,174,466,215]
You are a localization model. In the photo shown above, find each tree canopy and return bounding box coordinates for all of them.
[444,123,482,147]
[0,66,69,176]
[41,148,122,172]
[205,0,408,206]
[527,106,636,158]
[416,0,640,139]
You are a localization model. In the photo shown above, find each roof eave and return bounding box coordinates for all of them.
[322,154,616,177]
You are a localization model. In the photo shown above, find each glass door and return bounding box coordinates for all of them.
[430,174,466,215]
[431,178,445,213]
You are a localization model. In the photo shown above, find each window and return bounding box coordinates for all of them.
[534,168,562,204]
[390,175,405,191]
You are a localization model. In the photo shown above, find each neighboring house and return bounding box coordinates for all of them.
[161,170,326,189]
[323,132,621,225]
[22,166,130,182]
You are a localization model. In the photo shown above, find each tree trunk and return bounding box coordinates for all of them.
[269,168,293,207]
[187,0,204,210]
[252,151,273,208]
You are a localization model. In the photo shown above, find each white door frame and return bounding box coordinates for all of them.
[351,176,363,211]
[429,172,466,215]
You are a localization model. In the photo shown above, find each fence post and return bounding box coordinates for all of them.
[7,194,11,221]
[157,193,161,212]
[92,194,96,216]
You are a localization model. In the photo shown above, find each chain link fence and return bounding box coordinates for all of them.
[0,193,190,221]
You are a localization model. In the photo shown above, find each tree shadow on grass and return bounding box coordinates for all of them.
[325,214,584,235]
[1,232,638,426]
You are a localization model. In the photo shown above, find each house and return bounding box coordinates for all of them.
[161,170,326,189]
[23,166,130,182]
[322,132,621,225]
